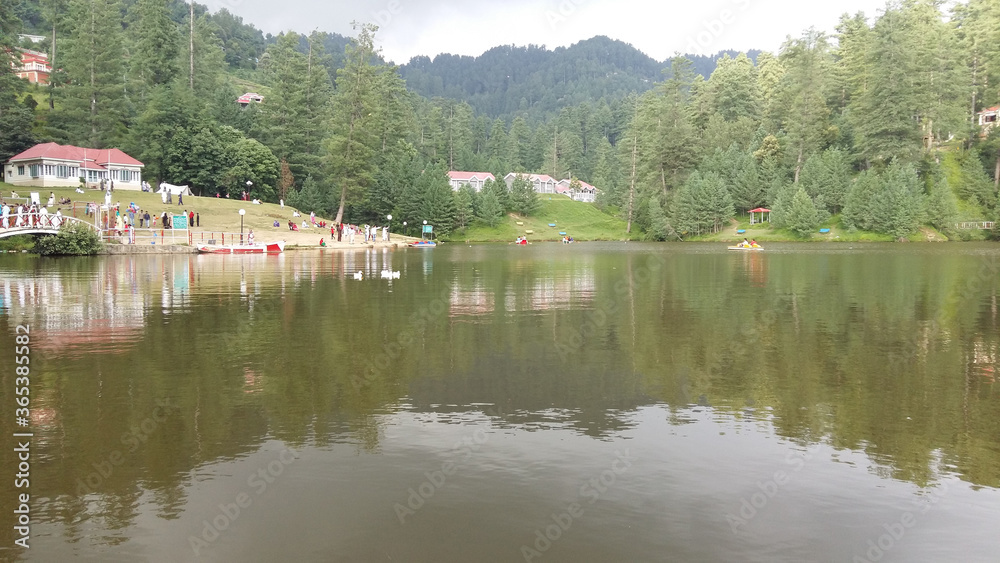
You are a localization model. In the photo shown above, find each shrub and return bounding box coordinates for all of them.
[0,235,35,253]
[34,223,104,256]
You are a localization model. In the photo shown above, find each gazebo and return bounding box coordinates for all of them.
[749,207,771,225]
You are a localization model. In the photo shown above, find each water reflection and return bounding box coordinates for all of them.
[1,244,999,560]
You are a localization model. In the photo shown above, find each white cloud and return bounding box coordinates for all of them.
[201,0,894,63]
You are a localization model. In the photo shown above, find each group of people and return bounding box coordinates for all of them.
[1,201,64,229]
[343,223,388,244]
[561,235,574,244]
[737,238,760,248]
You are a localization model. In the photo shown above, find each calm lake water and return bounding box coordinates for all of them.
[1,242,999,562]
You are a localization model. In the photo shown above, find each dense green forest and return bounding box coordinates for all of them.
[2,0,999,239]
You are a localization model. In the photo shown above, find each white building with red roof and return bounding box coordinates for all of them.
[448,171,495,192]
[15,49,51,85]
[504,172,560,194]
[238,92,264,107]
[4,142,144,188]
[555,178,597,202]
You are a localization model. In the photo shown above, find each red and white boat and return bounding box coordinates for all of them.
[197,241,285,254]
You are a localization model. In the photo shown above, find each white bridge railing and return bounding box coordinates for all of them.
[955,221,996,230]
[0,213,99,239]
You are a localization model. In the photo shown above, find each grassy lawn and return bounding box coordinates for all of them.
[688,213,947,243]
[445,195,633,242]
[0,182,333,236]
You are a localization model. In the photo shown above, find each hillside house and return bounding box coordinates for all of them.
[238,92,264,107]
[978,105,999,136]
[15,49,51,85]
[504,173,558,194]
[448,171,495,192]
[555,179,597,202]
[4,143,144,189]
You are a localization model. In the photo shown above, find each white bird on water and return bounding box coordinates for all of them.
[380,270,400,279]
[353,271,363,280]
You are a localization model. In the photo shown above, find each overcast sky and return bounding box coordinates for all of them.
[202,0,897,64]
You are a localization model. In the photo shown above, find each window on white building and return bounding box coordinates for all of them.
[17,165,25,176]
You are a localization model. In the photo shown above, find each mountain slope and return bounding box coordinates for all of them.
[399,36,760,120]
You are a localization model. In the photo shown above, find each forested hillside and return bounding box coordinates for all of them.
[398,38,757,121]
[2,0,999,241]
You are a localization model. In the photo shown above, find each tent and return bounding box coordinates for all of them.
[157,182,193,196]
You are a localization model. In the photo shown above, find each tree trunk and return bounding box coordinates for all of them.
[335,120,354,224]
[189,0,194,90]
[89,9,96,145]
[49,23,56,109]
[626,130,638,234]
[793,144,803,184]
[994,147,999,189]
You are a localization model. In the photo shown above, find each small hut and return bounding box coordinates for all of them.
[749,207,771,225]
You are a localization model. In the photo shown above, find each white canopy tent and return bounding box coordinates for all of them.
[157,182,193,196]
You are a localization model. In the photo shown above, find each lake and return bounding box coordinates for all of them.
[1,242,999,562]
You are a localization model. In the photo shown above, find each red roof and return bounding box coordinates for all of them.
[7,142,143,167]
[448,171,495,182]
[749,207,771,213]
[980,105,1000,114]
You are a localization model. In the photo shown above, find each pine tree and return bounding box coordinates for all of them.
[776,28,833,182]
[454,184,476,229]
[0,3,36,165]
[509,174,540,216]
[635,57,699,195]
[327,22,380,224]
[287,175,333,216]
[799,148,852,212]
[476,188,504,227]
[411,165,456,235]
[127,0,180,104]
[705,52,762,122]
[646,196,670,240]
[924,174,958,232]
[60,0,129,147]
[487,117,508,168]
[782,186,821,237]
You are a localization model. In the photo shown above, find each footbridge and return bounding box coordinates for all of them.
[955,221,996,230]
[0,215,101,239]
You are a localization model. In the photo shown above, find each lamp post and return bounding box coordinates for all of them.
[402,221,407,237]
[386,214,392,241]
[422,219,427,240]
[239,208,246,245]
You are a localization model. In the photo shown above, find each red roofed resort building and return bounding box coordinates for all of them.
[447,171,496,192]
[15,49,51,85]
[4,143,144,189]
